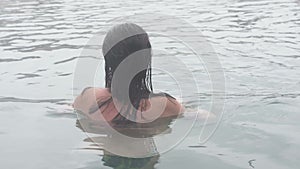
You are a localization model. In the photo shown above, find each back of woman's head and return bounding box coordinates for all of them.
[102,23,153,118]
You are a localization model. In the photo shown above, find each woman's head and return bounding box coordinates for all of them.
[102,23,153,115]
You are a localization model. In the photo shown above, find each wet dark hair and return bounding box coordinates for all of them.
[93,23,174,123]
[103,23,153,101]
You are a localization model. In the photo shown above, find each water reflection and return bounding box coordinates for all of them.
[76,113,178,169]
[101,152,159,169]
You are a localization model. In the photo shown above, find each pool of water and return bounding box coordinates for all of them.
[1,0,300,168]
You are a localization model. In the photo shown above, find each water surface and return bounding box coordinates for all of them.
[0,0,300,168]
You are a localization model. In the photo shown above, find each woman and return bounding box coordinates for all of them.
[73,23,184,123]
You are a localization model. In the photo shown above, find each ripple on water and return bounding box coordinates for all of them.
[0,96,69,104]
[0,56,40,63]
[16,73,41,80]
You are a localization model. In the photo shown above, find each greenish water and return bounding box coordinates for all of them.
[0,0,300,168]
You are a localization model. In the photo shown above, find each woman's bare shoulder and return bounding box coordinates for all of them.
[73,87,111,111]
[140,96,184,121]
[160,96,185,116]
[80,87,111,98]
